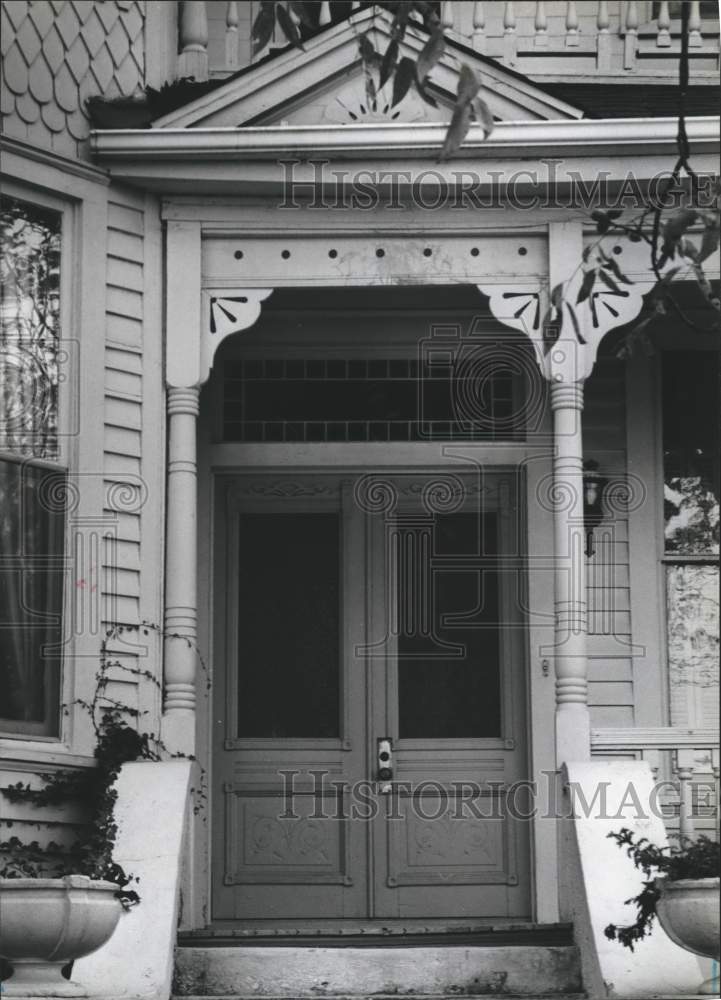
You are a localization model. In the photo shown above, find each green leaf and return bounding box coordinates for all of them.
[379,38,399,90]
[602,256,634,285]
[659,265,682,285]
[390,0,413,39]
[416,26,445,81]
[439,102,472,161]
[679,237,700,261]
[276,4,303,47]
[597,268,623,295]
[391,57,416,107]
[698,224,720,264]
[551,282,564,309]
[471,96,494,139]
[358,33,377,65]
[414,0,441,28]
[542,305,559,354]
[591,210,610,235]
[252,3,276,56]
[662,208,699,258]
[576,269,597,304]
[565,302,586,344]
[289,1,315,28]
[457,63,481,104]
[364,66,377,109]
[663,208,699,243]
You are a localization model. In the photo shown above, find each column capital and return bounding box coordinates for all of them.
[550,382,584,412]
[165,220,274,390]
[479,221,646,385]
[167,385,200,416]
[200,288,274,386]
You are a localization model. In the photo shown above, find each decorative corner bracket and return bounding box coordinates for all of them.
[480,278,646,385]
[199,288,274,386]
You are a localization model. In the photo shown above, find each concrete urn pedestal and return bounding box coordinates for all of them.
[656,876,721,996]
[0,876,123,997]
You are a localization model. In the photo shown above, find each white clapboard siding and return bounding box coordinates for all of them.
[583,356,634,726]
[0,766,89,851]
[103,193,146,643]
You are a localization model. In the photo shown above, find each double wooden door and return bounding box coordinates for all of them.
[212,470,530,924]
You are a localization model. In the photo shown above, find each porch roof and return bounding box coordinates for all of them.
[90,115,720,196]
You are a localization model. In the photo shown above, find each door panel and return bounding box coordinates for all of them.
[212,478,368,920]
[368,483,530,918]
[213,471,530,924]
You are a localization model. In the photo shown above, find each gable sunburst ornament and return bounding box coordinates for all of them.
[330,91,426,125]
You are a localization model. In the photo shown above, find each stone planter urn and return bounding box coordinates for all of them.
[0,875,123,997]
[656,876,721,996]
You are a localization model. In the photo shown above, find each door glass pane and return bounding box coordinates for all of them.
[398,511,501,738]
[236,512,340,738]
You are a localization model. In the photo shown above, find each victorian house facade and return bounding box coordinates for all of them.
[1,3,719,999]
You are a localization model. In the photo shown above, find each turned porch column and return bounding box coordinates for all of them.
[161,221,273,755]
[163,385,200,737]
[546,223,589,766]
[548,379,588,766]
[480,221,645,766]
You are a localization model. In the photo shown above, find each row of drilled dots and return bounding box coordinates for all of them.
[234,246,533,260]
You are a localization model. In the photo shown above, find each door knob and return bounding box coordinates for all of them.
[377,737,393,781]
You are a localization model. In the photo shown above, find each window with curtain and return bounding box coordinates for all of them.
[0,195,66,737]
[662,351,719,731]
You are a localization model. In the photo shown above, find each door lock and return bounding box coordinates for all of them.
[377,737,393,782]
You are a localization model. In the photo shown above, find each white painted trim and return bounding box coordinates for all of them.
[0,154,108,760]
[523,439,560,923]
[92,115,719,162]
[591,727,720,750]
[152,6,581,129]
[137,189,165,729]
[625,351,667,730]
[209,442,553,468]
[0,136,110,186]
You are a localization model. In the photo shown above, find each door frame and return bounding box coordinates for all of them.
[196,439,557,930]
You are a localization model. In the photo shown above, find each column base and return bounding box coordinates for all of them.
[555,704,591,767]
[161,709,196,757]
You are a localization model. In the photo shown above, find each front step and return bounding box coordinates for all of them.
[172,939,583,998]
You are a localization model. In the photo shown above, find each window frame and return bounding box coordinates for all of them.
[0,146,108,763]
[0,186,76,740]
[659,348,720,564]
[657,343,720,734]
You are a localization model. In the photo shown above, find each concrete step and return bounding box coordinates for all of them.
[172,943,583,998]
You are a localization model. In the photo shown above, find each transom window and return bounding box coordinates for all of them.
[221,350,526,443]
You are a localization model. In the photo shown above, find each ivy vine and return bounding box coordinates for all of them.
[0,621,208,908]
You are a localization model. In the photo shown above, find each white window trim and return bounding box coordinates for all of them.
[0,140,109,765]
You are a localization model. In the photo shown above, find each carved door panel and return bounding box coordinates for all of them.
[212,471,529,923]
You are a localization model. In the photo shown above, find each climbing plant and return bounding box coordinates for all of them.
[0,622,207,906]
